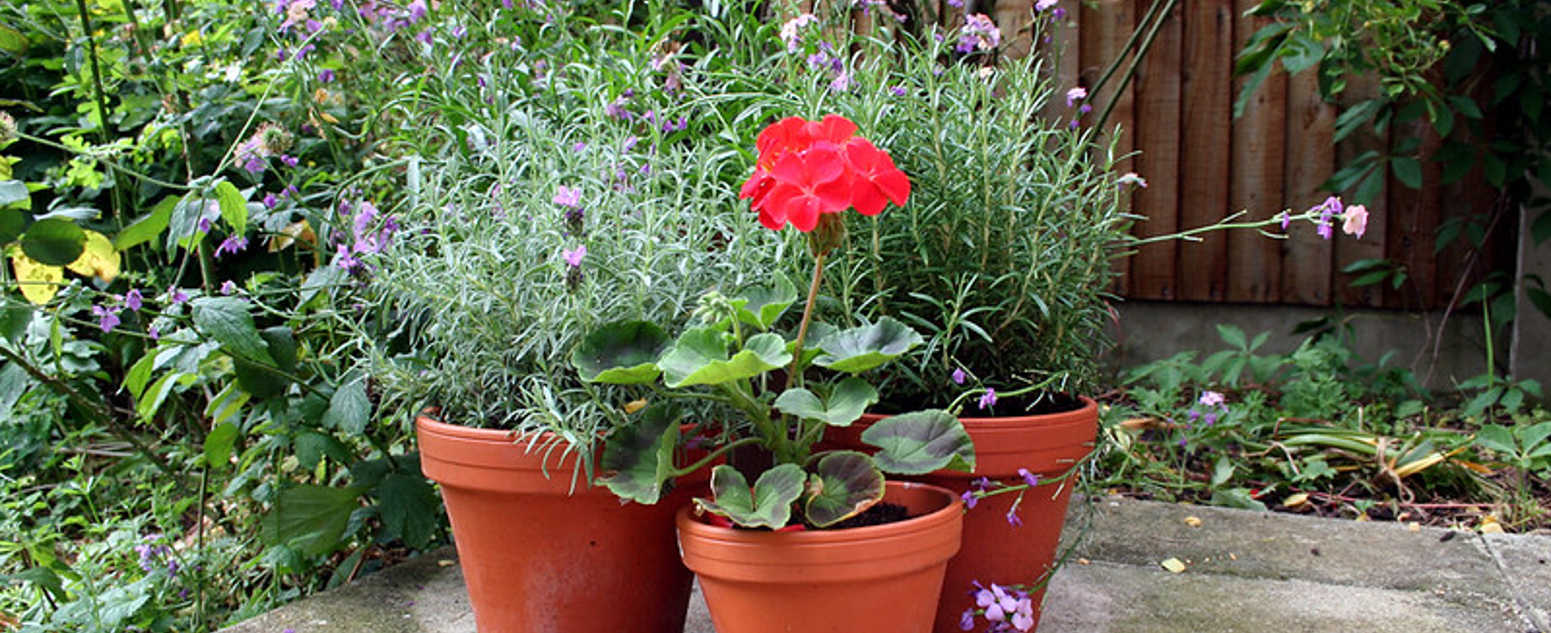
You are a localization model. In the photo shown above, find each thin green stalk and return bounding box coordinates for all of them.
[1089,0,1168,98]
[1093,0,1178,133]
[672,437,762,478]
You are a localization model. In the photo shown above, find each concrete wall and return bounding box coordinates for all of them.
[1511,201,1551,390]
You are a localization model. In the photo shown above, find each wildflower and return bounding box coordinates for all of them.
[572,141,587,152]
[1311,195,1341,240]
[1010,596,1036,630]
[215,236,249,258]
[1036,0,1059,10]
[1203,412,1218,426]
[779,13,816,53]
[960,608,976,631]
[1052,6,1068,19]
[960,489,978,509]
[294,43,315,61]
[963,14,1001,51]
[1065,86,1087,107]
[1079,103,1093,115]
[149,325,160,340]
[553,186,582,209]
[318,68,336,83]
[220,280,238,295]
[281,154,299,167]
[416,29,433,45]
[1342,204,1368,239]
[407,0,427,22]
[946,0,963,6]
[167,287,189,305]
[978,388,997,410]
[1198,390,1225,407]
[1018,467,1038,487]
[1279,210,1291,230]
[451,24,466,38]
[562,244,587,268]
[951,367,967,384]
[92,305,121,332]
[1117,172,1148,188]
[605,94,631,120]
[124,289,143,312]
[335,244,362,271]
[1006,509,1023,527]
[1069,119,1081,130]
[829,71,853,92]
[890,85,907,97]
[0,111,15,144]
[972,476,993,491]
[264,193,280,209]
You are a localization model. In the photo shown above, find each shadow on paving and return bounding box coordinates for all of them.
[219,496,1549,633]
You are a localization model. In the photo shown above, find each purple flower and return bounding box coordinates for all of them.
[572,142,587,152]
[1005,509,1023,527]
[451,24,466,39]
[977,388,997,411]
[416,29,433,45]
[1065,86,1087,107]
[1052,6,1067,19]
[263,193,280,209]
[1317,220,1334,240]
[242,155,266,174]
[947,0,963,6]
[1079,103,1094,115]
[149,325,160,340]
[972,476,993,491]
[553,186,582,209]
[1036,0,1059,10]
[215,236,249,258]
[319,68,336,83]
[605,95,631,120]
[951,367,967,385]
[281,154,299,167]
[890,85,907,96]
[562,244,587,267]
[960,489,978,509]
[220,280,237,295]
[1198,390,1226,407]
[124,289,144,312]
[1018,467,1038,488]
[1203,412,1218,426]
[1068,119,1081,130]
[294,44,315,61]
[960,608,975,631]
[167,288,189,305]
[407,0,427,22]
[1279,211,1291,230]
[336,244,362,271]
[197,216,213,233]
[92,305,121,332]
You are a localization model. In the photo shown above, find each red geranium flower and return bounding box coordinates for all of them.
[740,114,909,232]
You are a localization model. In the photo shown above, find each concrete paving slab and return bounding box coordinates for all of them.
[1484,532,1551,632]
[219,497,1541,633]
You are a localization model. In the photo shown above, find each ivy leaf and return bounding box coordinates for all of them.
[773,377,878,427]
[660,328,790,388]
[861,409,974,475]
[813,317,923,373]
[596,404,681,504]
[191,297,276,366]
[694,464,804,529]
[571,321,670,384]
[803,451,885,527]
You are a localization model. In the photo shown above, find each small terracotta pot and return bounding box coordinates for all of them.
[677,480,963,633]
[417,415,698,633]
[824,397,1099,633]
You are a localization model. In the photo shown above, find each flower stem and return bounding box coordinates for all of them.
[785,249,827,393]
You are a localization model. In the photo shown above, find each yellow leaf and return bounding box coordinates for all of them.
[12,253,63,305]
[1479,515,1504,534]
[181,29,203,47]
[65,230,120,283]
[622,399,648,414]
[1282,493,1310,508]
[1160,558,1187,574]
[1182,516,1203,528]
[268,219,316,252]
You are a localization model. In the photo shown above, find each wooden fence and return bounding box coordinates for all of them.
[891,0,1507,310]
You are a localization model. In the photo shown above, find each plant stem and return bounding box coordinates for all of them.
[672,437,762,477]
[1093,0,1178,133]
[785,249,827,393]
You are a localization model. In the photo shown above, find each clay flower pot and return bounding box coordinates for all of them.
[677,480,963,633]
[417,415,697,633]
[825,397,1099,633]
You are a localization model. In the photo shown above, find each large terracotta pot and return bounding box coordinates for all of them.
[678,480,963,633]
[825,397,1099,633]
[416,415,696,633]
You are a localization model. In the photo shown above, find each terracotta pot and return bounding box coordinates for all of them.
[824,397,1099,633]
[417,415,697,633]
[677,480,963,633]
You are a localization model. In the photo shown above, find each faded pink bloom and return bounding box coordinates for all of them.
[1065,86,1087,107]
[1198,390,1226,407]
[1342,204,1368,239]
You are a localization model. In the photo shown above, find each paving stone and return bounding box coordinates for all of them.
[1484,532,1551,632]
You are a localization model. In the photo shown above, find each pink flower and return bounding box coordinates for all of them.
[1198,390,1226,407]
[552,186,582,209]
[1342,204,1368,239]
[977,388,997,410]
[92,305,121,332]
[1065,86,1087,107]
[562,244,587,268]
[1036,0,1059,9]
[1116,172,1147,188]
[951,368,967,385]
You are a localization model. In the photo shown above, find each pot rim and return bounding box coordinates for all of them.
[861,396,1097,427]
[676,480,961,544]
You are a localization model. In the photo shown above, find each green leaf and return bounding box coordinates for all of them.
[299,265,346,308]
[114,196,176,250]
[0,180,28,209]
[803,451,885,527]
[813,317,924,373]
[323,378,371,434]
[191,297,276,365]
[19,219,85,266]
[261,485,363,557]
[375,472,440,549]
[294,430,350,470]
[1391,157,1422,189]
[0,208,24,244]
[261,326,298,372]
[694,464,804,529]
[233,356,289,399]
[0,22,27,55]
[1474,425,1517,455]
[571,321,670,384]
[773,377,878,427]
[2,567,65,602]
[596,404,680,504]
[1280,32,1325,73]
[1211,455,1234,487]
[734,272,798,330]
[861,409,974,475]
[204,422,238,469]
[1210,488,1268,511]
[215,180,248,234]
[660,329,790,388]
[1215,324,1247,348]
[1353,168,1385,206]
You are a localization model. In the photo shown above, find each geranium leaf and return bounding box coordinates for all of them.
[694,463,804,529]
[572,321,670,384]
[735,272,798,330]
[773,377,878,427]
[813,317,923,373]
[803,451,884,527]
[597,404,680,505]
[861,409,975,475]
[661,329,790,388]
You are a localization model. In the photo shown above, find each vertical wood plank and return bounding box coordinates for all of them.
[1126,0,1181,300]
[994,0,1038,61]
[1385,121,1441,310]
[1038,0,1083,123]
[1082,0,1136,293]
[1333,74,1389,307]
[1279,72,1337,305]
[1177,0,1234,302]
[1226,0,1285,303]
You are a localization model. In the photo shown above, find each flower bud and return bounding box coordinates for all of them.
[0,111,15,144]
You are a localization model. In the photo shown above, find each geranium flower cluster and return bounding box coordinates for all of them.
[738,115,910,232]
[961,582,1037,631]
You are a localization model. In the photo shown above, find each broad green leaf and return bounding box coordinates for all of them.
[204,422,238,469]
[215,180,248,234]
[661,328,790,388]
[1210,488,1268,511]
[788,321,837,367]
[63,230,119,282]
[2,567,64,602]
[204,381,249,425]
[773,377,878,427]
[233,356,288,399]
[191,297,276,365]
[0,180,28,209]
[572,321,670,384]
[734,272,798,330]
[803,451,884,527]
[1520,422,1551,455]
[694,463,804,529]
[813,317,923,373]
[1474,425,1517,455]
[1211,455,1234,487]
[19,219,85,266]
[260,484,363,557]
[261,326,298,372]
[0,22,27,55]
[114,196,176,250]
[861,409,974,475]
[323,378,371,434]
[1391,157,1422,189]
[1215,323,1247,349]
[137,371,191,421]
[597,404,680,504]
[0,208,24,244]
[294,430,350,470]
[375,472,440,549]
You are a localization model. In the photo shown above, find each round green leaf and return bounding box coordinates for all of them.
[861,409,975,475]
[803,451,885,527]
[597,404,680,505]
[735,272,798,330]
[814,317,924,373]
[19,219,86,266]
[694,463,805,529]
[661,329,791,388]
[572,321,670,384]
[773,377,878,427]
[0,207,25,244]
